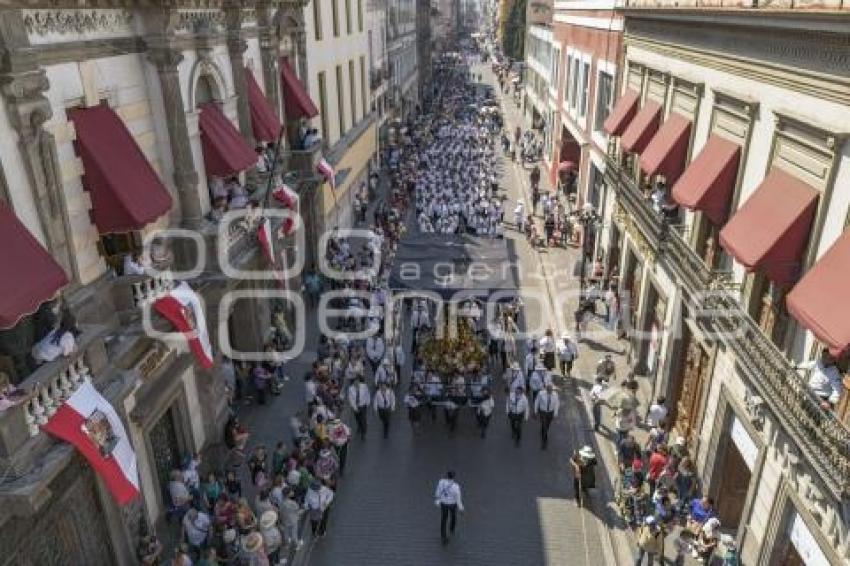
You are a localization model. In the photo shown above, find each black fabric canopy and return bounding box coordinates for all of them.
[388,233,520,299]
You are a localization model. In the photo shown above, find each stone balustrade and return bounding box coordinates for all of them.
[22,354,91,438]
[130,271,174,307]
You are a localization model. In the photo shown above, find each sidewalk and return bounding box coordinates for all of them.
[482,63,694,566]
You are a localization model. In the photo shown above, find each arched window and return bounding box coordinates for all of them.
[195,74,219,106]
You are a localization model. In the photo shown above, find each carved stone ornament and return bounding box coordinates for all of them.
[23,9,134,37]
[175,10,226,33]
[0,71,51,102]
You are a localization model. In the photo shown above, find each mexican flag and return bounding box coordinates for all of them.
[43,381,140,505]
[153,282,214,369]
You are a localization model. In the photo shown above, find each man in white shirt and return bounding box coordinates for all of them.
[374,358,396,387]
[557,333,578,378]
[476,389,495,439]
[534,384,560,450]
[365,335,385,374]
[539,329,556,371]
[799,348,843,408]
[182,508,211,556]
[646,396,668,428]
[434,470,464,545]
[506,386,530,446]
[347,376,371,440]
[528,363,548,406]
[373,382,397,439]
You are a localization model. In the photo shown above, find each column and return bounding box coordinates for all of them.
[257,2,283,120]
[147,47,203,227]
[0,10,75,280]
[224,5,255,146]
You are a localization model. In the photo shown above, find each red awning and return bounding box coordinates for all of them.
[603,89,640,136]
[671,135,741,225]
[198,103,257,177]
[639,113,691,185]
[280,59,319,120]
[245,69,282,143]
[68,105,172,234]
[620,101,662,154]
[787,232,850,357]
[0,201,68,329]
[719,168,818,286]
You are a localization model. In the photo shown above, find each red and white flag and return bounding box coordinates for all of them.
[272,183,299,209]
[153,282,214,369]
[257,218,287,284]
[317,158,335,189]
[43,381,140,505]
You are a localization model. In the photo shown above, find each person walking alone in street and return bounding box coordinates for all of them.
[557,333,578,378]
[347,376,371,440]
[506,386,530,446]
[476,388,495,438]
[434,471,464,545]
[374,382,396,438]
[534,383,560,449]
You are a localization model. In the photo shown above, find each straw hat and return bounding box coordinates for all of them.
[260,510,278,530]
[242,531,264,553]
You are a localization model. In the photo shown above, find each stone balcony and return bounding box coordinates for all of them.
[111,271,175,325]
[0,325,108,467]
[605,147,850,501]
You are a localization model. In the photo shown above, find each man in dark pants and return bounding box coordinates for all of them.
[434,471,464,545]
[347,376,371,440]
[506,386,530,446]
[373,382,396,439]
[534,383,560,450]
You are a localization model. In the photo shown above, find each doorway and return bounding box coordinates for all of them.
[714,420,754,530]
[149,404,184,500]
[670,325,711,446]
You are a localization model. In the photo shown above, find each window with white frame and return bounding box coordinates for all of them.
[579,61,590,118]
[569,57,580,109]
[551,48,561,91]
[564,54,572,102]
[594,70,614,132]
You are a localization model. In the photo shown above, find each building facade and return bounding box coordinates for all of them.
[600,5,850,565]
[548,0,621,226]
[302,0,378,234]
[0,2,338,563]
[386,0,419,121]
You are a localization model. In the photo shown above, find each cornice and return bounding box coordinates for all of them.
[22,8,134,37]
[625,20,850,106]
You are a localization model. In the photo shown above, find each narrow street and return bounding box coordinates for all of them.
[305,63,618,566]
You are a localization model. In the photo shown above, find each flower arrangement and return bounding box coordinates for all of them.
[417,319,486,377]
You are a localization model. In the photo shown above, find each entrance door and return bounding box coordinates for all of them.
[149,405,183,498]
[715,441,752,530]
[672,328,711,447]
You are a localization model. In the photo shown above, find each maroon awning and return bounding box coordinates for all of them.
[603,89,640,136]
[198,103,257,177]
[719,168,818,286]
[639,113,691,185]
[620,101,662,154]
[787,231,850,357]
[0,201,68,329]
[68,104,172,234]
[671,135,741,225]
[280,59,319,120]
[245,69,282,143]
